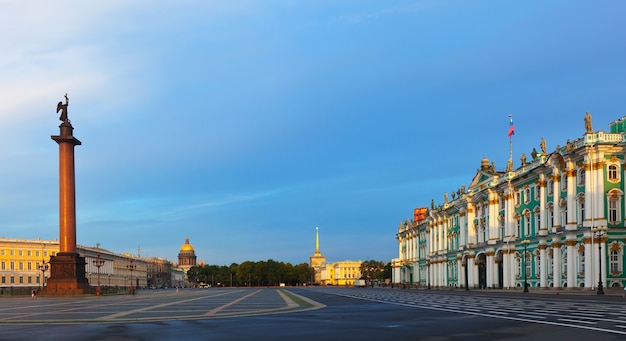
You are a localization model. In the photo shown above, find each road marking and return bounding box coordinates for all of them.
[204,290,260,316]
[98,290,240,320]
[558,318,596,325]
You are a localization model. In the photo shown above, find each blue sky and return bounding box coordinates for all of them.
[1,1,625,266]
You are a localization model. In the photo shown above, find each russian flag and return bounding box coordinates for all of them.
[508,119,515,137]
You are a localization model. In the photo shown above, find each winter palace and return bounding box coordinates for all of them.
[393,113,626,292]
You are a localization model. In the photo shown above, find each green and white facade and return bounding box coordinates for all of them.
[394,115,626,290]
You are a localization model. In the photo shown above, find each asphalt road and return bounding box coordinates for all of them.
[0,288,624,340]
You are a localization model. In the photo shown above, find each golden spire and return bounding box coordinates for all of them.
[315,226,320,253]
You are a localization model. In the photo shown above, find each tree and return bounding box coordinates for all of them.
[360,260,385,281]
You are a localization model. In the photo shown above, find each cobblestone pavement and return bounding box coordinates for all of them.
[0,288,325,324]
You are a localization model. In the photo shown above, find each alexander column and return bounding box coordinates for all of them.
[46,94,90,295]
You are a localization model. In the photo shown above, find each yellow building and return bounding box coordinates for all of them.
[320,260,362,286]
[0,237,149,292]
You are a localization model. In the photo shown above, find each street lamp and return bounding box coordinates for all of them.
[464,251,470,291]
[38,261,49,290]
[521,239,530,293]
[126,260,136,295]
[92,254,105,296]
[592,226,608,295]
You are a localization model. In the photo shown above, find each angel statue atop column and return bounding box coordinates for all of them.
[56,93,69,122]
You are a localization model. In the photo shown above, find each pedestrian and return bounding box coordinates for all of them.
[31,289,37,299]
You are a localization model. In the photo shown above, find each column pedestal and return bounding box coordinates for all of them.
[45,252,90,295]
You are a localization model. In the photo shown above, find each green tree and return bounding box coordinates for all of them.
[237,261,255,286]
[294,263,314,285]
[360,260,385,281]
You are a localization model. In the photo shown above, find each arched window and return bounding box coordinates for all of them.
[534,207,541,232]
[607,189,624,225]
[608,164,620,182]
[578,167,585,186]
[523,210,531,237]
[548,179,554,196]
[609,243,623,275]
[577,194,585,225]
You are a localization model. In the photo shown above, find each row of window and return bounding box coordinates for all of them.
[1,275,42,284]
[0,250,49,257]
[0,261,45,271]
[515,247,623,278]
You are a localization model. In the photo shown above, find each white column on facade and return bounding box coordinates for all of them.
[503,247,511,289]
[467,255,475,289]
[435,261,444,287]
[440,218,445,253]
[467,202,476,246]
[566,168,577,231]
[583,235,593,288]
[552,239,562,288]
[566,239,577,288]
[584,153,594,229]
[594,152,605,226]
[460,211,467,248]
[410,233,416,261]
[457,255,462,287]
[539,242,548,288]
[552,173,562,232]
[427,228,432,257]
[486,250,493,288]
[488,191,499,243]
[539,177,548,236]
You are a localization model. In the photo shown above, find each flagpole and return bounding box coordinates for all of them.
[509,114,513,166]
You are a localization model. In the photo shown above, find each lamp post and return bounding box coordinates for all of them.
[126,260,136,294]
[592,226,608,295]
[521,239,530,293]
[464,251,469,291]
[92,254,105,296]
[38,262,49,290]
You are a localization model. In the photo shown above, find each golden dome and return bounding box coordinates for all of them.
[180,236,195,252]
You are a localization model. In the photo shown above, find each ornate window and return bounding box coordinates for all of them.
[608,164,620,183]
[609,242,623,275]
[577,167,585,186]
[515,215,521,237]
[578,246,585,276]
[525,251,532,278]
[534,252,540,279]
[534,207,541,232]
[524,187,531,204]
[607,189,623,225]
[547,203,554,230]
[534,184,540,201]
[577,194,585,225]
[515,253,521,278]
[548,250,554,276]
[515,191,521,207]
[561,174,568,192]
[548,179,554,196]
[523,210,531,237]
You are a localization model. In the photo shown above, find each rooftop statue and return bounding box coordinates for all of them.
[56,93,69,122]
[585,111,593,133]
